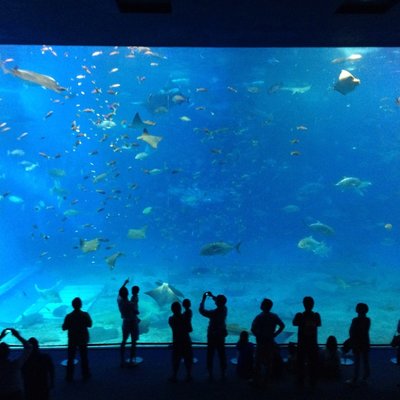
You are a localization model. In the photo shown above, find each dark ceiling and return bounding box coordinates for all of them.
[1,0,400,47]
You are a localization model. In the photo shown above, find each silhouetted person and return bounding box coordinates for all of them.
[236,331,254,379]
[22,337,54,400]
[168,301,193,382]
[396,319,400,365]
[321,335,340,379]
[62,297,92,382]
[348,303,370,384]
[0,328,32,400]
[199,291,228,381]
[131,285,140,317]
[293,296,321,388]
[182,298,193,334]
[251,298,285,384]
[118,278,140,366]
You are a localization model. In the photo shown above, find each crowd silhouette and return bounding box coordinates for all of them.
[0,286,397,399]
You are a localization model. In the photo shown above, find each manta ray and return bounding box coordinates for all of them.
[105,252,124,270]
[129,112,147,129]
[137,129,162,149]
[34,281,62,303]
[334,70,360,95]
[145,282,184,307]
[1,62,66,93]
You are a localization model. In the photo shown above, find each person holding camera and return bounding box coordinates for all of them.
[199,291,228,381]
[0,328,32,400]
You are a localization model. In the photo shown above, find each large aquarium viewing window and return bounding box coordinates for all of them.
[0,46,399,346]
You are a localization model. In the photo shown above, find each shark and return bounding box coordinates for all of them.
[1,62,66,94]
[34,281,62,303]
[280,85,312,95]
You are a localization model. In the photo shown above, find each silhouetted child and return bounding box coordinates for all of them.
[347,303,370,384]
[22,337,55,400]
[168,301,193,382]
[321,335,340,380]
[236,331,254,379]
[131,285,140,317]
[182,299,193,334]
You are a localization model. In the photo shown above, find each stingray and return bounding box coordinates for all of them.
[80,238,100,253]
[137,128,162,149]
[105,252,124,270]
[334,70,360,95]
[145,282,184,307]
[275,331,295,344]
[127,226,147,239]
[129,112,146,129]
[1,63,66,93]
[34,281,62,303]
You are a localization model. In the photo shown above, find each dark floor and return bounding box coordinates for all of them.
[27,346,400,399]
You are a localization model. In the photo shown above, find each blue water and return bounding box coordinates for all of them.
[0,46,399,346]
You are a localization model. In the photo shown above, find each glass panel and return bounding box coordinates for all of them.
[0,46,397,345]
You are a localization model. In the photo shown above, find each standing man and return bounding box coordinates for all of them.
[62,297,92,382]
[251,298,285,384]
[293,296,321,389]
[199,291,228,381]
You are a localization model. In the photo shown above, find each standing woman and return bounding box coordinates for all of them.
[348,303,371,384]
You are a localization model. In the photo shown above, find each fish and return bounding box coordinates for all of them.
[331,54,363,64]
[129,112,147,129]
[145,282,184,307]
[127,226,147,239]
[20,161,39,172]
[280,85,311,95]
[48,168,66,178]
[97,120,116,130]
[200,241,241,256]
[1,63,66,93]
[93,173,107,184]
[308,221,335,235]
[334,70,360,95]
[135,152,149,161]
[171,94,188,104]
[335,176,371,195]
[137,129,163,149]
[105,252,124,270]
[282,204,300,213]
[80,238,101,253]
[142,206,152,215]
[267,82,283,94]
[297,236,330,257]
[8,195,24,204]
[7,149,25,157]
[34,281,62,303]
[63,209,79,217]
[52,305,68,318]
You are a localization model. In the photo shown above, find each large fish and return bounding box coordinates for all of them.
[200,241,241,256]
[335,176,371,195]
[1,63,66,94]
[334,70,360,95]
